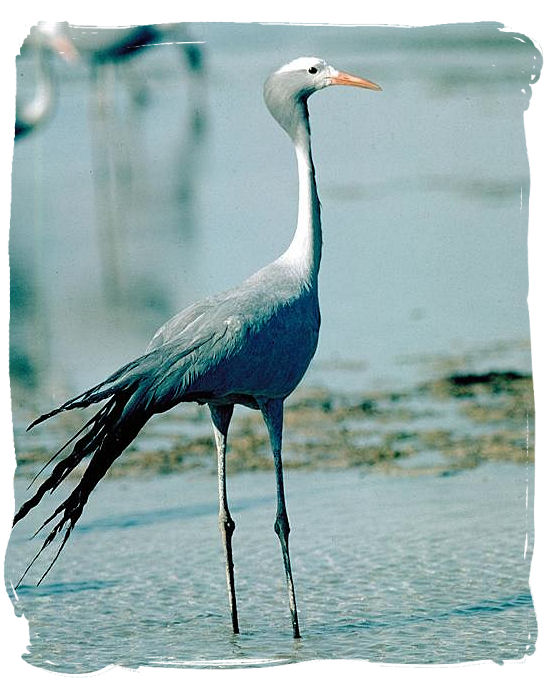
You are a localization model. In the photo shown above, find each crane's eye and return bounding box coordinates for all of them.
[308,66,318,74]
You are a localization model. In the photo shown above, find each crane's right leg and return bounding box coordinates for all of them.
[259,398,301,639]
[209,404,239,634]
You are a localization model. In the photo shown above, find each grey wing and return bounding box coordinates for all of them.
[141,291,257,407]
[29,297,238,429]
[148,259,293,352]
[146,298,219,351]
[144,267,318,404]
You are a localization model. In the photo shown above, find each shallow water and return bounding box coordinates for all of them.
[6,462,535,670]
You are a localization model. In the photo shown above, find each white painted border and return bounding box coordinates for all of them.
[1,3,546,681]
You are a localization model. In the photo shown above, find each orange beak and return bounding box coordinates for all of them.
[329,70,382,91]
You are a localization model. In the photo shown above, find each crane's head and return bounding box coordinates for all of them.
[264,57,381,137]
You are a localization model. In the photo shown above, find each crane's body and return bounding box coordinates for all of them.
[14,57,380,639]
[148,264,320,407]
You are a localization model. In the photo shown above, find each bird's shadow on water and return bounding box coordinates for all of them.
[74,495,272,533]
[8,495,271,598]
[12,578,119,598]
[309,592,533,637]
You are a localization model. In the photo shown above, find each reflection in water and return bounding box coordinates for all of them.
[9,260,42,389]
[15,41,56,139]
[15,23,77,138]
[11,22,208,392]
[67,23,207,304]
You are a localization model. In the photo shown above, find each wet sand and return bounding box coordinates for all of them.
[11,367,533,480]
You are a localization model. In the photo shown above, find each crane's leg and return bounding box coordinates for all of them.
[259,399,301,639]
[209,404,239,634]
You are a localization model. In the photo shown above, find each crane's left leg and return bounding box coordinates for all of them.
[259,399,301,639]
[209,403,239,634]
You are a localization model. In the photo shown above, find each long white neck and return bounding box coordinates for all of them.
[280,108,322,286]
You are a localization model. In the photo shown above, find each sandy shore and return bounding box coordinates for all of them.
[11,368,534,479]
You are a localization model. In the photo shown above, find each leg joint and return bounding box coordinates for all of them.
[219,514,235,535]
[274,512,290,541]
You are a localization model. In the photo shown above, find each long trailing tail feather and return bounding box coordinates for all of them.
[26,408,106,491]
[14,382,154,587]
[25,337,208,431]
[14,338,205,586]
[25,355,148,431]
[15,397,124,525]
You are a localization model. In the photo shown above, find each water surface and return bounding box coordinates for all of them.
[6,462,535,671]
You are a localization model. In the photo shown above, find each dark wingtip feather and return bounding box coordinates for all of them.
[27,413,51,431]
[27,403,71,430]
[15,382,154,585]
[13,496,38,527]
[26,409,107,491]
[25,355,144,431]
[15,508,76,588]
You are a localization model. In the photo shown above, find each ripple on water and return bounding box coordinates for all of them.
[5,462,535,670]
